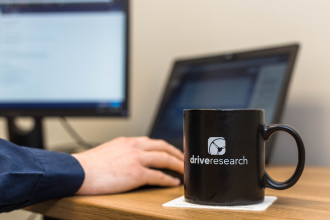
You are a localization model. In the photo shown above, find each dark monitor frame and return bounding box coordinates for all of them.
[0,0,130,117]
[149,44,299,163]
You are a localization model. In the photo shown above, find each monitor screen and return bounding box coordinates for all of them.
[0,0,129,116]
[151,54,290,140]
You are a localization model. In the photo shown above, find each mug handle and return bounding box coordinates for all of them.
[263,124,305,190]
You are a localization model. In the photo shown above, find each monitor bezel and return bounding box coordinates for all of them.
[149,44,299,162]
[0,0,130,117]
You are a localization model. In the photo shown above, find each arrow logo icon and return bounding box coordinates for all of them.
[208,137,226,155]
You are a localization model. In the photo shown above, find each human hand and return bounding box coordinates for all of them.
[72,136,184,195]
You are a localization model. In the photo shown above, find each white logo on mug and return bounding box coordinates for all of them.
[208,137,226,155]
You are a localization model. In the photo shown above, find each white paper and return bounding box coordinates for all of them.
[163,196,277,211]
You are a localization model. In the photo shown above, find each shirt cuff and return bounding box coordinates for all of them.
[26,148,85,205]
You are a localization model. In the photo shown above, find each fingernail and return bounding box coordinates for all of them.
[175,178,181,185]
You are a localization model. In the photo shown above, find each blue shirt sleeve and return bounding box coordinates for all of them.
[0,138,85,213]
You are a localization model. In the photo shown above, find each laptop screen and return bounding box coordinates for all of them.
[151,54,290,141]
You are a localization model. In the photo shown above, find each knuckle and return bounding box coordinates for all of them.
[160,140,171,148]
[130,166,146,184]
[115,136,127,142]
[126,138,138,147]
[160,152,170,160]
[157,172,167,182]
[158,139,167,145]
[139,169,149,184]
[128,147,140,156]
[134,166,144,177]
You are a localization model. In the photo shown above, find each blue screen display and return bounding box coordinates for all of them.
[0,1,128,114]
[151,55,289,140]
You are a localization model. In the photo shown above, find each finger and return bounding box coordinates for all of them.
[143,168,181,186]
[136,138,184,161]
[140,151,184,174]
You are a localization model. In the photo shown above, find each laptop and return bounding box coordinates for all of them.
[149,44,299,163]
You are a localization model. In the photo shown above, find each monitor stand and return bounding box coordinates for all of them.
[6,116,44,149]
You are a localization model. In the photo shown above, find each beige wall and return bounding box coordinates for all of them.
[1,0,330,167]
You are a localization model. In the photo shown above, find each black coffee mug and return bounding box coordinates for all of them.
[184,109,305,206]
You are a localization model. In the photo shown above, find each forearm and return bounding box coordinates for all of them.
[0,139,84,213]
[0,136,184,212]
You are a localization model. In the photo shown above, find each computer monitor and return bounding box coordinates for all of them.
[0,0,130,148]
[149,45,299,163]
